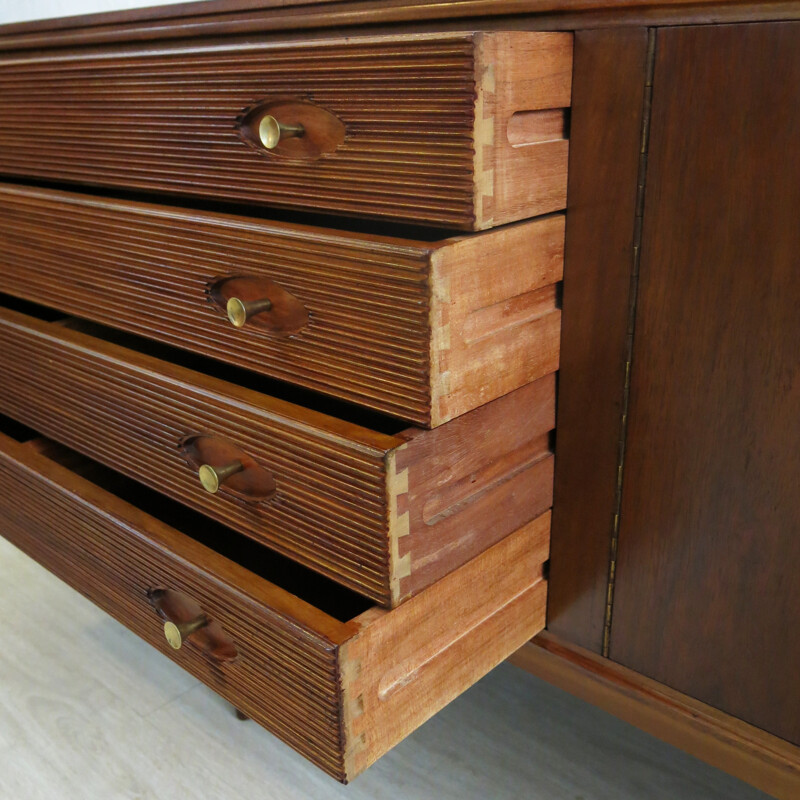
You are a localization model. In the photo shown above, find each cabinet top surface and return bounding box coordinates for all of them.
[0,0,798,49]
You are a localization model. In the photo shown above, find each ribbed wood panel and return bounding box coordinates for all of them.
[0,432,352,780]
[0,34,479,228]
[0,184,433,422]
[0,307,403,604]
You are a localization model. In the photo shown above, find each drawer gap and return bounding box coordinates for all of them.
[0,414,39,444]
[0,176,455,243]
[0,412,372,623]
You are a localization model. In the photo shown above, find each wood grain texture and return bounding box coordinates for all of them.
[0,430,354,781]
[0,305,397,604]
[0,32,570,230]
[0,183,563,426]
[511,634,800,800]
[429,211,564,426]
[0,306,555,607]
[610,22,800,744]
[0,428,551,782]
[473,32,572,229]
[342,514,550,779]
[546,28,649,651]
[0,0,776,32]
[393,373,555,603]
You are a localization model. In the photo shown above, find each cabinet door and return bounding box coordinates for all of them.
[609,22,800,744]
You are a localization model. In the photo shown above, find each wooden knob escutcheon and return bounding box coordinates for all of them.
[198,460,244,493]
[209,276,309,337]
[226,296,273,328]
[258,115,304,149]
[237,100,344,160]
[164,616,208,649]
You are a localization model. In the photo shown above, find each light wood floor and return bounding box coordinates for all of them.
[0,535,769,800]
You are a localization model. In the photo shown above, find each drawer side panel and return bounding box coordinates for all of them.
[340,513,550,780]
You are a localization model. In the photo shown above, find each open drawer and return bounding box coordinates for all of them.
[0,32,572,230]
[0,423,549,782]
[0,301,554,607]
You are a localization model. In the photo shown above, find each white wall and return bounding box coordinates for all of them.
[0,0,190,25]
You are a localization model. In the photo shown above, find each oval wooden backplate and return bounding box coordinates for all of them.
[208,275,309,336]
[180,435,277,503]
[236,98,347,160]
[147,588,239,663]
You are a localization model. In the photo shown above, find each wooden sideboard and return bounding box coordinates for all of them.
[0,2,797,798]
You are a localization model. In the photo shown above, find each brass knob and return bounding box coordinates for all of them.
[164,616,208,650]
[226,297,273,328]
[198,461,244,493]
[258,115,304,149]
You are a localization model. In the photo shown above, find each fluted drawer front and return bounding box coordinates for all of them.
[0,431,351,779]
[0,32,572,230]
[0,429,550,781]
[0,306,556,606]
[0,183,564,426]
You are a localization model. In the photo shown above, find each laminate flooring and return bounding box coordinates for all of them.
[0,535,770,800]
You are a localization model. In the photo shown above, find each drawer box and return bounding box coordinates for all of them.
[0,183,564,427]
[0,427,549,781]
[0,304,554,607]
[0,32,572,230]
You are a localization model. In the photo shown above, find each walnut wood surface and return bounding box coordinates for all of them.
[0,0,771,32]
[511,634,800,800]
[0,32,570,230]
[546,28,649,652]
[0,428,549,781]
[0,305,396,603]
[609,22,800,745]
[0,183,563,426]
[0,306,555,607]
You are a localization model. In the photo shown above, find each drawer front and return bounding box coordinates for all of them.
[0,184,564,426]
[0,429,549,781]
[0,430,354,780]
[0,306,398,602]
[0,306,555,606]
[0,32,571,230]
